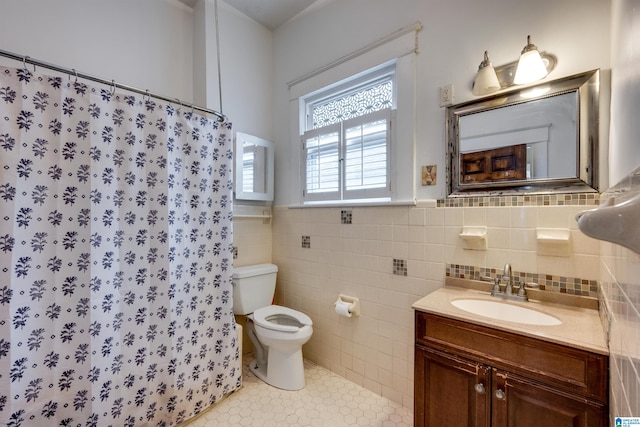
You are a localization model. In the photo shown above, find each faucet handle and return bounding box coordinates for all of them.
[517,282,539,297]
[491,276,502,295]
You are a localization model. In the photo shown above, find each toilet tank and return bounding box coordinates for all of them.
[232,263,278,315]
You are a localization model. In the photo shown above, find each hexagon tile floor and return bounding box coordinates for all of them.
[181,355,413,427]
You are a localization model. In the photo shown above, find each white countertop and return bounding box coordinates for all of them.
[412,286,609,355]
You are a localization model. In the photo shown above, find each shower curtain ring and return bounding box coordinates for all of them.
[22,56,36,72]
[175,98,182,111]
[145,89,151,102]
[23,56,32,72]
[70,69,78,83]
[110,80,116,96]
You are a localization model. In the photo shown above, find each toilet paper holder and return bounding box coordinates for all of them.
[335,294,361,317]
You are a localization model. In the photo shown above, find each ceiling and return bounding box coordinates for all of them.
[179,0,326,30]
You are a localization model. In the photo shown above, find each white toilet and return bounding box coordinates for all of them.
[232,263,313,390]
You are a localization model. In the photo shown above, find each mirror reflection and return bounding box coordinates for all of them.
[242,143,268,194]
[235,132,274,202]
[459,92,577,183]
[447,69,600,196]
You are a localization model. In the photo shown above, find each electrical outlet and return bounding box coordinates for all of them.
[440,83,454,107]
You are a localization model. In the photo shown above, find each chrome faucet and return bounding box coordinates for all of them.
[490,263,528,301]
[502,263,513,295]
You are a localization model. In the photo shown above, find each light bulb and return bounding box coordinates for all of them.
[513,36,548,85]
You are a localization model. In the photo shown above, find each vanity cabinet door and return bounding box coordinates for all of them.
[414,345,491,427]
[491,369,607,427]
[414,311,608,427]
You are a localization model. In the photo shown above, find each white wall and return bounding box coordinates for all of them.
[191,0,275,271]
[0,0,195,102]
[272,0,611,205]
[609,0,640,184]
[193,0,273,140]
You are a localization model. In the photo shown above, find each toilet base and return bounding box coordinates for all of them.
[249,345,306,391]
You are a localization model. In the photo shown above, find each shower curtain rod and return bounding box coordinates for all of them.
[0,48,227,122]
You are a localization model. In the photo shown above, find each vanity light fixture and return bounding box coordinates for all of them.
[471,35,556,97]
[472,51,501,96]
[513,35,549,85]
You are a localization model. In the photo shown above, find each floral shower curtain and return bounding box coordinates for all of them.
[0,65,240,426]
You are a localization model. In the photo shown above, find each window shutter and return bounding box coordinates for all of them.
[342,109,391,200]
[302,123,341,201]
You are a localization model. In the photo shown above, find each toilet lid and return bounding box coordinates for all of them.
[252,305,313,332]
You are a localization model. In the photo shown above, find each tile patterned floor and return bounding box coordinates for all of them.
[183,355,413,427]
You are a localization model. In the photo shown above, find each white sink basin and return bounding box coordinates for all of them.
[451,299,562,326]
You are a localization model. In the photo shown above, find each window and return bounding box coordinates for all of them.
[301,66,395,203]
[288,31,418,206]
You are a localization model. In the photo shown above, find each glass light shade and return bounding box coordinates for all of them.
[472,51,501,96]
[513,37,548,85]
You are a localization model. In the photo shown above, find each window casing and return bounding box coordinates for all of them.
[301,66,395,203]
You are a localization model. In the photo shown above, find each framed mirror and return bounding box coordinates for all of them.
[446,69,600,196]
[235,132,274,201]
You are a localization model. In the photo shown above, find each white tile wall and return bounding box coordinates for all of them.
[271,202,603,409]
[599,167,640,419]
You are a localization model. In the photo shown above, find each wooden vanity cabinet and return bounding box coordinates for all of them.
[414,311,608,427]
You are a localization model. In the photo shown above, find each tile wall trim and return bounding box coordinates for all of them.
[446,263,598,298]
[438,192,599,208]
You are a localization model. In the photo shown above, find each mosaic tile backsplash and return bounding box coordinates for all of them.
[446,264,598,297]
[438,192,599,207]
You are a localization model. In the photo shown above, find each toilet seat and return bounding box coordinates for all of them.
[252,305,313,333]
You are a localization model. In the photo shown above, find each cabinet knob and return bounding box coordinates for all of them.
[494,389,506,400]
[474,383,485,394]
